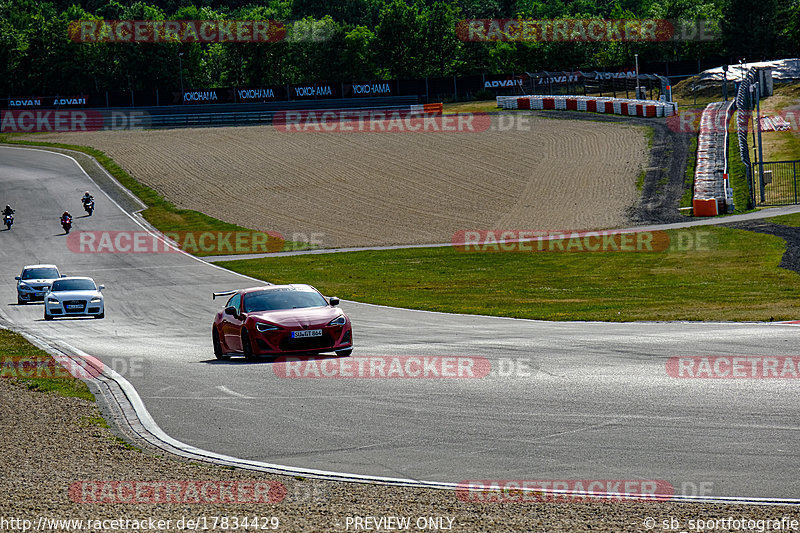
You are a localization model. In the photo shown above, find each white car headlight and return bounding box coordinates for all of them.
[19,283,31,290]
[328,315,347,326]
[255,322,280,332]
[47,297,58,304]
[90,297,102,303]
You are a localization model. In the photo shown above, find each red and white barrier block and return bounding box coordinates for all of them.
[496,95,677,118]
[410,103,444,115]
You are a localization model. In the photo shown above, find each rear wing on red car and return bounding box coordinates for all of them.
[212,290,238,300]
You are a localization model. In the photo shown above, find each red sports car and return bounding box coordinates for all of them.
[212,284,353,360]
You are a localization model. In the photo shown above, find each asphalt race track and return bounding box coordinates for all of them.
[2,145,799,500]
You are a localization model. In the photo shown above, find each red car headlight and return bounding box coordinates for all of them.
[328,315,347,326]
[255,322,281,332]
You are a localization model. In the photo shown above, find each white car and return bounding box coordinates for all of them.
[44,277,105,320]
[16,264,64,304]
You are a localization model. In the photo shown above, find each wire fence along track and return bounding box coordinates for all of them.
[758,160,800,206]
[736,70,757,206]
[736,70,800,207]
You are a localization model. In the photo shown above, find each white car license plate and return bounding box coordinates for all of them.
[292,329,322,338]
[66,304,83,310]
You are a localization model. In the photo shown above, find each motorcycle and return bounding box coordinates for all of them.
[3,213,13,230]
[82,198,94,216]
[61,216,72,234]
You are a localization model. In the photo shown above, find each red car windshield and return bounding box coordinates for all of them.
[242,289,327,312]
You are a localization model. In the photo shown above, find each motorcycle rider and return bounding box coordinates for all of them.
[82,191,94,205]
[3,205,14,228]
[61,211,72,224]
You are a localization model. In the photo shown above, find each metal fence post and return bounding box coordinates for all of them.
[794,161,798,204]
[755,82,766,203]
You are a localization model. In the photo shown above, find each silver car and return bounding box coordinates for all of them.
[16,264,63,304]
[44,277,105,320]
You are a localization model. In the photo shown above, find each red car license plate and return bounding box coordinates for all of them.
[292,329,322,338]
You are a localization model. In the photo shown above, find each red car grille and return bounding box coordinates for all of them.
[279,333,334,352]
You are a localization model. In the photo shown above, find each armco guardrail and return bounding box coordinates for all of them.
[496,95,677,117]
[140,96,420,129]
[692,101,734,216]
[0,97,434,133]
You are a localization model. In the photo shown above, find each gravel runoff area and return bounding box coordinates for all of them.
[2,376,799,533]
[25,115,650,248]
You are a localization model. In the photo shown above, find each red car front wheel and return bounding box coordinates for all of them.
[242,330,258,361]
[212,328,226,360]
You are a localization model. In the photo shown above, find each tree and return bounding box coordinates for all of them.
[720,0,778,60]
[374,0,425,78]
[420,1,464,76]
[285,16,347,82]
[343,25,378,80]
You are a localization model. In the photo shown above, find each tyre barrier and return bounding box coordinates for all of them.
[496,95,677,118]
[692,101,734,216]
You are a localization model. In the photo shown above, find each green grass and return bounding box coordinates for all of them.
[728,114,752,212]
[0,135,312,255]
[78,415,142,451]
[671,76,737,109]
[643,124,655,149]
[636,169,646,192]
[0,328,94,400]
[762,131,800,162]
[218,226,800,322]
[443,100,500,113]
[81,414,109,428]
[766,212,800,226]
[758,84,800,163]
[112,435,142,452]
